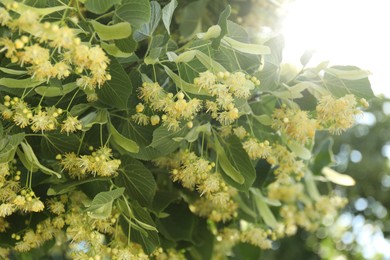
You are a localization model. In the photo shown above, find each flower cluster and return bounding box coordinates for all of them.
[134,82,202,131]
[0,161,45,239]
[213,226,276,257]
[266,144,306,181]
[267,181,304,203]
[316,94,367,134]
[238,134,304,181]
[0,4,110,89]
[59,146,121,179]
[279,195,347,234]
[242,137,272,160]
[0,95,82,133]
[154,151,238,222]
[2,190,150,259]
[151,248,186,260]
[195,70,259,125]
[272,105,317,144]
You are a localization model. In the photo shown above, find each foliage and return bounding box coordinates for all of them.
[0,0,374,259]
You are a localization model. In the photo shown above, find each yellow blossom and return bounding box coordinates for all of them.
[131,113,150,126]
[61,116,82,134]
[194,70,216,91]
[0,203,15,217]
[233,126,247,139]
[316,94,361,134]
[0,8,11,26]
[272,107,317,144]
[242,138,272,160]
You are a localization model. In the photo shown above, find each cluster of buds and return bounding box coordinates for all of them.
[0,96,82,134]
[0,3,110,89]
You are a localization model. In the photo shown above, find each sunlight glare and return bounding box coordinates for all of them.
[281,0,390,97]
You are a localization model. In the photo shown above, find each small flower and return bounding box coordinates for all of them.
[0,203,14,217]
[20,44,50,65]
[29,199,44,212]
[194,70,216,90]
[61,116,82,134]
[53,61,71,79]
[243,138,271,160]
[150,115,160,126]
[131,113,150,126]
[0,8,11,26]
[138,82,164,103]
[50,26,75,49]
[30,111,57,132]
[233,126,247,139]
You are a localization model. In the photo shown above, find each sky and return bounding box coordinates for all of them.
[281,0,390,97]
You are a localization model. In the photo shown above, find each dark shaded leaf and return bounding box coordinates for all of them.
[117,156,156,206]
[97,59,132,109]
[115,0,151,29]
[85,0,120,14]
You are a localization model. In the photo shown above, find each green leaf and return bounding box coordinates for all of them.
[84,0,120,14]
[150,126,188,155]
[16,147,39,172]
[151,190,179,213]
[286,140,311,160]
[214,135,256,191]
[101,42,134,58]
[163,65,210,96]
[324,67,371,80]
[162,0,177,34]
[90,20,132,41]
[108,122,139,153]
[312,136,335,174]
[0,0,70,16]
[174,50,197,63]
[212,5,231,49]
[300,49,315,66]
[34,82,78,97]
[0,133,25,163]
[117,122,161,160]
[215,137,245,184]
[271,83,308,99]
[179,0,207,40]
[87,188,125,219]
[195,50,227,72]
[323,66,374,99]
[322,167,355,186]
[197,25,221,40]
[20,142,61,178]
[129,202,159,253]
[47,178,108,196]
[156,203,197,242]
[0,67,27,75]
[80,109,108,131]
[115,35,137,53]
[253,114,272,126]
[0,77,44,89]
[117,156,156,206]
[115,0,151,29]
[250,188,277,228]
[304,170,320,201]
[40,133,80,159]
[303,81,331,100]
[222,36,271,55]
[70,103,91,116]
[134,1,161,41]
[97,58,132,109]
